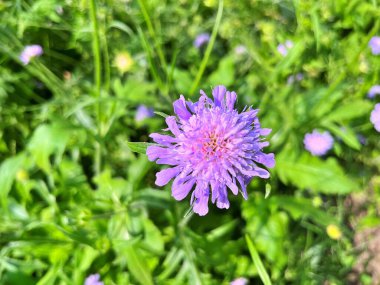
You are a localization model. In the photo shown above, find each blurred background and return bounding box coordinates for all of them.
[0,0,380,284]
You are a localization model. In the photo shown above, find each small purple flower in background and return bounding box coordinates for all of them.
[194,33,210,48]
[19,45,43,65]
[234,45,247,55]
[135,105,154,122]
[147,85,275,216]
[230,277,248,285]
[277,40,293,56]
[370,103,380,132]
[368,85,380,98]
[84,274,103,285]
[287,73,304,85]
[304,130,334,156]
[369,36,380,55]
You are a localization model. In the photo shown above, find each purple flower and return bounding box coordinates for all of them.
[368,85,380,98]
[370,103,380,132]
[287,73,304,85]
[277,40,293,56]
[84,274,103,285]
[19,45,43,65]
[135,105,154,122]
[369,36,380,55]
[304,130,334,156]
[234,45,247,55]
[230,277,248,285]
[146,86,275,216]
[194,33,210,48]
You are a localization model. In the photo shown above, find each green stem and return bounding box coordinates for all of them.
[189,0,224,95]
[89,0,102,176]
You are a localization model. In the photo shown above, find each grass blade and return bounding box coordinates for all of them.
[245,234,272,285]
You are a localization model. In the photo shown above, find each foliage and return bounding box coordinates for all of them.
[0,0,379,284]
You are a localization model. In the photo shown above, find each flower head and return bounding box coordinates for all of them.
[114,51,134,73]
[368,85,380,98]
[19,45,43,65]
[84,274,103,285]
[326,224,342,240]
[277,40,293,56]
[304,130,334,156]
[287,73,304,85]
[370,103,380,132]
[135,105,154,122]
[194,33,210,48]
[147,86,275,216]
[369,36,380,55]
[230,277,248,285]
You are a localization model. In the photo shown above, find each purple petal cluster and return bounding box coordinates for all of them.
[147,86,275,216]
[370,103,380,132]
[135,104,154,122]
[368,85,380,98]
[19,45,43,65]
[369,36,380,55]
[194,33,210,48]
[277,40,293,56]
[84,274,103,285]
[304,130,334,156]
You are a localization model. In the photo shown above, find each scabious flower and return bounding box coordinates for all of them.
[19,45,43,65]
[370,103,380,132]
[194,33,210,48]
[230,277,248,285]
[304,130,334,156]
[147,86,275,216]
[135,105,154,122]
[84,274,103,285]
[368,85,380,98]
[277,40,293,56]
[369,36,380,55]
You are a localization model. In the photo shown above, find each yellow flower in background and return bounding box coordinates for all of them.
[203,0,217,7]
[16,169,29,181]
[326,224,342,240]
[114,51,134,74]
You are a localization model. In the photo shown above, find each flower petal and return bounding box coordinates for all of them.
[173,95,192,120]
[212,85,227,107]
[155,167,181,186]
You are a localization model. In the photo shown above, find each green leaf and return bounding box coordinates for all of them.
[0,152,27,207]
[323,123,361,150]
[207,55,235,87]
[154,111,169,118]
[124,244,154,285]
[27,123,72,173]
[127,142,155,154]
[245,235,272,285]
[323,100,373,122]
[276,152,358,194]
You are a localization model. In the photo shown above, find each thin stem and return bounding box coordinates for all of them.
[189,0,224,95]
[89,0,102,176]
[137,0,167,72]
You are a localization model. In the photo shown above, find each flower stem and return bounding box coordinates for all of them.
[89,0,102,177]
[189,0,224,95]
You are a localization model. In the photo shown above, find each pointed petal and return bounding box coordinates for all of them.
[173,95,192,120]
[155,167,181,186]
[212,85,227,107]
[172,176,195,201]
